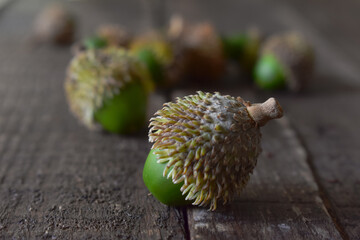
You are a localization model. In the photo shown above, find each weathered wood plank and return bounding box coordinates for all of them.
[264,2,360,238]
[278,93,360,240]
[171,89,342,239]
[0,0,186,239]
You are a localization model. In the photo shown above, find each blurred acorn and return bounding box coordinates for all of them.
[167,16,225,84]
[72,25,131,55]
[65,47,154,134]
[130,32,183,88]
[221,28,262,72]
[143,91,283,210]
[254,32,314,91]
[96,24,132,47]
[33,3,75,45]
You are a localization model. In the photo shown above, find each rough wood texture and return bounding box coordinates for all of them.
[266,2,360,238]
[0,0,186,239]
[279,94,360,240]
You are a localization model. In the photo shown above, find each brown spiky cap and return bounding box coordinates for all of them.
[166,16,225,83]
[262,31,314,91]
[149,92,283,210]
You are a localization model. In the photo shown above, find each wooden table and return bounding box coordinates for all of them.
[0,0,359,239]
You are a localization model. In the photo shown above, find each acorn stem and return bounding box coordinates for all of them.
[246,98,283,126]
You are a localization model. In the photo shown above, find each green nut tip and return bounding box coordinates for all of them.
[143,149,191,206]
[136,48,164,86]
[254,54,286,90]
[83,36,108,50]
[94,82,147,134]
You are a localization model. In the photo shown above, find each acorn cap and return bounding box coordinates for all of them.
[96,24,132,48]
[33,3,75,45]
[167,16,225,84]
[262,32,314,91]
[149,91,283,210]
[65,47,153,129]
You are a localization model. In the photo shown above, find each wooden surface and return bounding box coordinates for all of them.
[0,0,359,239]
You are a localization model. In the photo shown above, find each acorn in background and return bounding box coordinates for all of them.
[130,33,181,88]
[65,47,153,134]
[143,91,283,210]
[33,3,75,45]
[97,24,132,47]
[254,32,314,91]
[167,16,225,85]
[72,24,131,54]
[221,28,262,73]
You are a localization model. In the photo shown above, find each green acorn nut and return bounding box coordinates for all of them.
[222,28,261,71]
[72,25,130,55]
[254,32,314,91]
[65,47,153,134]
[130,33,178,87]
[143,91,283,210]
[83,35,109,50]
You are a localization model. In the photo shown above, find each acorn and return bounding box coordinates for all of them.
[96,24,132,48]
[130,33,181,87]
[143,91,283,210]
[167,16,225,84]
[65,47,153,134]
[221,28,261,72]
[254,32,314,91]
[72,25,131,55]
[33,3,75,45]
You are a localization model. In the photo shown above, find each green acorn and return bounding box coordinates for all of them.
[33,3,75,45]
[65,47,153,134]
[254,32,314,91]
[143,91,283,210]
[130,33,182,88]
[72,25,130,55]
[167,16,225,84]
[221,28,261,71]
[83,35,109,50]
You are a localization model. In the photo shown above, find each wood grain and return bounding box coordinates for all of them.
[279,93,360,240]
[0,0,186,239]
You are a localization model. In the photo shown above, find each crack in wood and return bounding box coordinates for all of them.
[287,120,350,240]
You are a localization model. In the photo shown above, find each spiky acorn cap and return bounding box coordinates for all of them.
[167,16,225,83]
[65,47,153,129]
[262,32,314,91]
[149,91,283,210]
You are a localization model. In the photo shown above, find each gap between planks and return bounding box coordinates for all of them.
[288,121,350,240]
